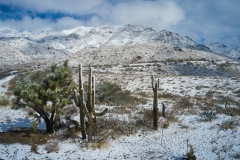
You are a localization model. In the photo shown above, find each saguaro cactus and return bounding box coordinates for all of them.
[74,65,108,141]
[162,103,166,118]
[73,64,86,139]
[151,75,159,130]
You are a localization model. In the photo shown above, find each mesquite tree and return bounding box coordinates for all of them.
[14,60,75,133]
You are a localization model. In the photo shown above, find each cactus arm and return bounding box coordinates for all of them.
[87,67,93,112]
[73,89,79,106]
[151,75,154,89]
[79,64,83,89]
[82,102,88,115]
[92,75,95,113]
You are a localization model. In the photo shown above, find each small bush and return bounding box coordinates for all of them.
[165,110,178,123]
[63,105,78,120]
[45,141,59,153]
[219,118,239,130]
[0,97,10,106]
[158,93,181,100]
[95,82,135,105]
[186,145,196,160]
[199,110,217,122]
[28,110,34,116]
[173,97,193,110]
[138,91,148,98]
[7,77,18,91]
[31,122,38,132]
[216,105,240,116]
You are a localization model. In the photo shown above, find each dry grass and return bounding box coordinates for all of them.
[0,96,10,106]
[85,140,110,150]
[219,118,240,130]
[158,93,181,100]
[7,77,18,91]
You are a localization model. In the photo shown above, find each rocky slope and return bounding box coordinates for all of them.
[68,42,228,67]
[0,41,33,70]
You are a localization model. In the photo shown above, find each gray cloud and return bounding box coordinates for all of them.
[0,0,239,48]
[172,0,240,48]
[0,0,185,31]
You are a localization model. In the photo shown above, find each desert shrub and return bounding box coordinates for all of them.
[173,97,193,111]
[205,90,215,98]
[31,122,38,132]
[185,145,196,160]
[95,82,135,105]
[158,93,181,100]
[63,105,78,120]
[165,110,178,123]
[216,105,240,116]
[85,140,110,150]
[28,110,34,116]
[141,108,162,123]
[233,89,240,94]
[199,110,217,122]
[7,77,18,91]
[65,124,78,138]
[45,141,59,153]
[233,153,240,159]
[219,118,240,130]
[195,85,209,90]
[0,97,10,106]
[138,91,148,98]
[133,97,148,105]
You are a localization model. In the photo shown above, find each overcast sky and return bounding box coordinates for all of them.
[0,0,239,49]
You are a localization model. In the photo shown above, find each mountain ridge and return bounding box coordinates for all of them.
[0,24,239,70]
[0,24,238,57]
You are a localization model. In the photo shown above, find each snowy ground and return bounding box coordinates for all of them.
[1,65,240,159]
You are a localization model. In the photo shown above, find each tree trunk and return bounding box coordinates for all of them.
[44,118,54,134]
[54,113,61,130]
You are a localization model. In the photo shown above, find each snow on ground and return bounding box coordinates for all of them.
[1,68,240,159]
[0,114,239,159]
[0,75,15,94]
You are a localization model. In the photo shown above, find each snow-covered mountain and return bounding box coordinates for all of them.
[227,47,240,60]
[207,42,231,54]
[0,24,216,54]
[0,24,239,70]
[208,42,240,60]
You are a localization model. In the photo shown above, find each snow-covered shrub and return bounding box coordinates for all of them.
[45,141,59,153]
[185,145,196,160]
[199,110,217,122]
[219,118,240,130]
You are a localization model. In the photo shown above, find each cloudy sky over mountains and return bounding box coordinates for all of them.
[0,0,239,49]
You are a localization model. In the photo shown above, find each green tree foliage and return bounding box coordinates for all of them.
[14,60,75,133]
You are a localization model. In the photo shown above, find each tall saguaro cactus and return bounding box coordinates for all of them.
[74,65,108,141]
[74,64,86,139]
[151,75,159,130]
